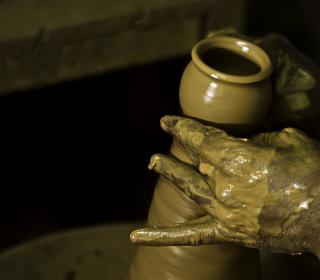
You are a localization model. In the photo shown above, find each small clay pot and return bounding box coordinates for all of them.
[180,36,273,134]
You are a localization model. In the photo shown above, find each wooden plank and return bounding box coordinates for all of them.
[0,0,245,94]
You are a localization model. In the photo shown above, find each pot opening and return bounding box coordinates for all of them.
[192,36,272,84]
[199,47,261,76]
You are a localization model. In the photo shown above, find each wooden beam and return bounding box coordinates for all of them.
[0,0,245,94]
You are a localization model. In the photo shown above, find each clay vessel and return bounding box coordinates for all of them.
[180,36,272,134]
[129,36,272,280]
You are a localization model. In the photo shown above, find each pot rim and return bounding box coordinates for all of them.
[191,36,273,84]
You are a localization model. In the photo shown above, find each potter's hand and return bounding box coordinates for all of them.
[131,116,320,258]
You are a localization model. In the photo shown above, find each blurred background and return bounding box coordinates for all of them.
[1,0,320,251]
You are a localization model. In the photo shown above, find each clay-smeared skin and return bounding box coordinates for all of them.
[129,32,320,279]
[131,116,320,258]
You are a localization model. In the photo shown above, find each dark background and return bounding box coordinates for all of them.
[1,0,320,250]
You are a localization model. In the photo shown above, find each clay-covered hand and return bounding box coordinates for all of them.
[130,116,320,258]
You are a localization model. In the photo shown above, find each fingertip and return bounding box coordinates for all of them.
[148,154,161,170]
[130,230,141,244]
[130,230,138,244]
[130,229,151,244]
[130,228,161,245]
[160,115,181,133]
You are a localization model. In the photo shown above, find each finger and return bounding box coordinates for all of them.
[160,116,228,148]
[130,215,216,246]
[160,115,231,160]
[160,115,253,172]
[149,154,214,207]
[252,127,312,148]
[130,216,256,247]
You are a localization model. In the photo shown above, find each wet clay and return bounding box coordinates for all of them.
[197,161,269,236]
[129,36,272,280]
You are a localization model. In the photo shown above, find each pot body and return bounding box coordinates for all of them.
[180,61,272,134]
[180,35,273,134]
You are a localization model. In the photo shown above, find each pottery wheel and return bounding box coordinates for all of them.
[0,223,140,280]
